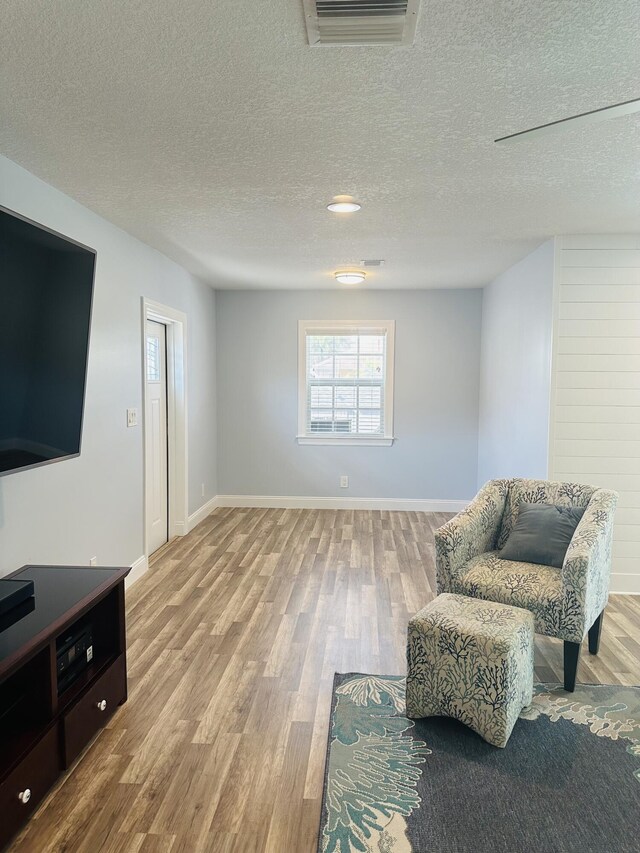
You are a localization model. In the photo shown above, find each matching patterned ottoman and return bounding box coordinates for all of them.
[406,593,535,747]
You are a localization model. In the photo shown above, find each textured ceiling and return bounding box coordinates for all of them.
[1,0,639,289]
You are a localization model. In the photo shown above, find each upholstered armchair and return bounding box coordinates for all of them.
[434,478,618,692]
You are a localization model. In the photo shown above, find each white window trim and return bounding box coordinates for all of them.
[297,320,395,446]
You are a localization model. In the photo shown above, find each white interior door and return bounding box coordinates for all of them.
[145,320,168,555]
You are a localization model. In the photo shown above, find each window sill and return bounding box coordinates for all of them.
[296,436,395,447]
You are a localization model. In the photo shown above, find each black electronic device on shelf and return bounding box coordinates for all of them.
[0,579,35,618]
[56,623,94,695]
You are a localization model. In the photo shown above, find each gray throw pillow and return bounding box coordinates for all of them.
[498,503,585,569]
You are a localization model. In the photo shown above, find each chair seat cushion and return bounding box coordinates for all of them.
[452,551,564,638]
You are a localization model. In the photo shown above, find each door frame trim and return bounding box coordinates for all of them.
[142,298,188,559]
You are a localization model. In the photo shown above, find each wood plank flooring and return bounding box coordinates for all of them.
[11,507,640,852]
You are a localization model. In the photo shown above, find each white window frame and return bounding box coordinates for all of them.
[297,320,395,446]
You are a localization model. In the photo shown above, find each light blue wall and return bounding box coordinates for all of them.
[0,155,217,576]
[477,240,555,488]
[216,289,482,500]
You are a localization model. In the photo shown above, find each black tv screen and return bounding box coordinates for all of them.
[0,207,96,476]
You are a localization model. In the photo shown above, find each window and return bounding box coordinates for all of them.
[146,334,161,382]
[297,321,395,445]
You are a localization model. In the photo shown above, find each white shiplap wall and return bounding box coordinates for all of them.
[549,235,640,594]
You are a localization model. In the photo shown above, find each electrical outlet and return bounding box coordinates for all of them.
[89,556,97,566]
[201,483,205,497]
[340,475,349,489]
[127,408,138,427]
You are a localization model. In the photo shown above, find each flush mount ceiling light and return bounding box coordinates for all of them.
[327,195,361,213]
[334,270,366,285]
[327,201,361,213]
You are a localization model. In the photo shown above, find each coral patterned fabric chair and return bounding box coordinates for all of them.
[434,478,618,692]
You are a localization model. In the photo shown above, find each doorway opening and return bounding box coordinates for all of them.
[142,299,188,558]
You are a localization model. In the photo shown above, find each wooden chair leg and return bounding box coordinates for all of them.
[563,641,580,692]
[588,610,604,655]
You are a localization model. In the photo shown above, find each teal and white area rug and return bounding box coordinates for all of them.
[318,674,640,853]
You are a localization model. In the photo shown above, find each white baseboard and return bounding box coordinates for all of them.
[187,496,221,532]
[610,574,640,595]
[214,495,469,512]
[127,555,149,588]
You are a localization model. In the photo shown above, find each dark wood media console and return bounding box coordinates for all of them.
[0,565,130,850]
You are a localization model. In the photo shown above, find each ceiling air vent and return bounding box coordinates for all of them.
[302,0,420,46]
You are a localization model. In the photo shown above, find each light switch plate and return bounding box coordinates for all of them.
[127,408,138,427]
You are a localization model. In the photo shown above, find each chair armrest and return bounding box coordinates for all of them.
[434,480,508,593]
[561,488,618,641]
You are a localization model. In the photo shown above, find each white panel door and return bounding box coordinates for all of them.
[145,320,168,554]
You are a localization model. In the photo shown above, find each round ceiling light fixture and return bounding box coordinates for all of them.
[327,201,361,213]
[327,195,361,213]
[334,270,367,285]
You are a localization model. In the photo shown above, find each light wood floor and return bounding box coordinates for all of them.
[12,508,640,853]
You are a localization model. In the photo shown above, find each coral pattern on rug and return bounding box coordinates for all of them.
[320,676,429,853]
[524,682,640,782]
[318,674,640,853]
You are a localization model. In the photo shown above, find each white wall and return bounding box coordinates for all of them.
[216,289,482,504]
[0,156,217,577]
[549,235,640,595]
[477,241,555,487]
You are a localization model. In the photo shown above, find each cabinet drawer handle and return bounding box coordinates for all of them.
[18,789,31,804]
[97,699,107,712]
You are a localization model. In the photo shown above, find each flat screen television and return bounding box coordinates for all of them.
[0,206,96,476]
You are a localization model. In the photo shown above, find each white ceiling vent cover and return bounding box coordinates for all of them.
[303,0,420,46]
